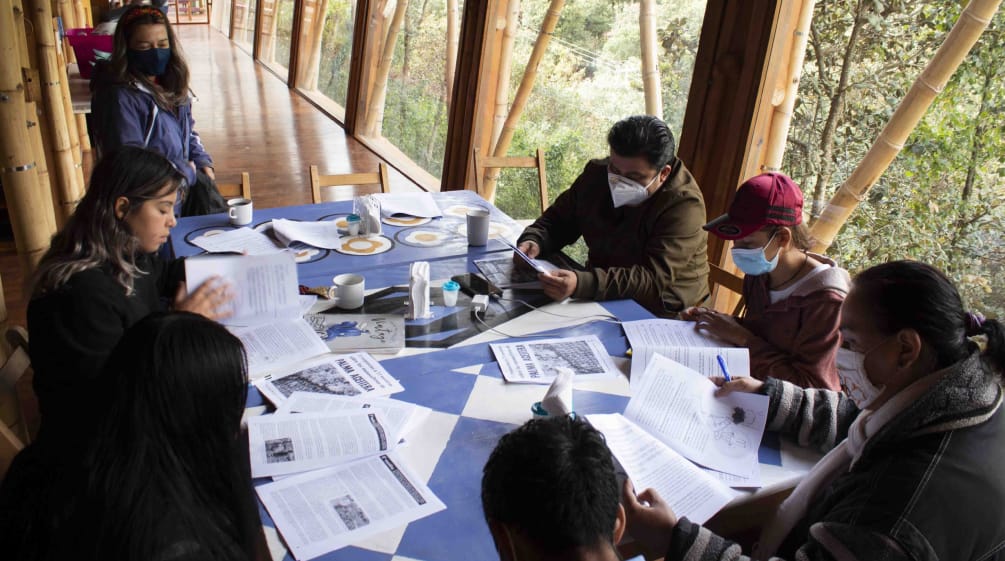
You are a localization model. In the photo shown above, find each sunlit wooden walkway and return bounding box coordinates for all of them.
[0,24,421,326]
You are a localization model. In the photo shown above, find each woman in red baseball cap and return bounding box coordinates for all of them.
[683,172,849,390]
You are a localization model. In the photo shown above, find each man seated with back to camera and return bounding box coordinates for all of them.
[516,115,710,318]
[481,415,641,561]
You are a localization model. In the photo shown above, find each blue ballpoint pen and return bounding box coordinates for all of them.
[716,354,732,382]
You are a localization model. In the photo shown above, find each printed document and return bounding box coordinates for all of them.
[190,227,281,255]
[491,335,620,384]
[185,252,300,326]
[588,414,736,524]
[256,352,404,404]
[624,353,768,478]
[247,410,396,477]
[231,318,330,379]
[623,319,750,385]
[275,392,431,443]
[374,192,443,218]
[256,452,445,560]
[272,219,343,249]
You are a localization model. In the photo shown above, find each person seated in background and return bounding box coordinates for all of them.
[91,5,224,216]
[516,115,709,318]
[482,416,635,561]
[682,173,848,390]
[624,261,1005,561]
[27,146,230,454]
[0,312,264,560]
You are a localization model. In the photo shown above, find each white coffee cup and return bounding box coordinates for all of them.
[330,273,365,309]
[466,209,490,246]
[227,198,253,226]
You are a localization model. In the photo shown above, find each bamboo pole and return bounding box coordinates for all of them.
[25,0,81,224]
[0,4,57,274]
[53,29,86,193]
[71,0,86,29]
[639,0,662,118]
[762,0,815,171]
[12,0,31,69]
[23,70,62,228]
[361,0,409,136]
[445,0,460,109]
[810,0,1002,251]
[482,0,565,202]
[25,101,57,234]
[299,0,330,91]
[489,0,519,154]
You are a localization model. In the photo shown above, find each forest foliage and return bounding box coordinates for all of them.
[288,0,1003,315]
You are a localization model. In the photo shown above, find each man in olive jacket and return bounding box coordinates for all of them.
[517,115,709,318]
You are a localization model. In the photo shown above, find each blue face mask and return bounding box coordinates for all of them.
[127,47,171,77]
[730,232,779,276]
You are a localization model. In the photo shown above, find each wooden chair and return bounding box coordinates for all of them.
[474,147,549,214]
[0,327,32,480]
[217,172,252,200]
[709,263,746,316]
[310,163,391,204]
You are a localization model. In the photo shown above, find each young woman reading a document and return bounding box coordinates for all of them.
[683,173,849,390]
[0,313,263,560]
[24,147,232,458]
[623,261,1005,561]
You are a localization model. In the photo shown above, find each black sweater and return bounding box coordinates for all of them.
[27,253,182,440]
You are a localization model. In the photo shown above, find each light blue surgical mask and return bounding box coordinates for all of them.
[730,231,779,276]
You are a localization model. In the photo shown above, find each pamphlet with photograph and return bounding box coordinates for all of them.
[490,335,620,384]
[255,352,404,406]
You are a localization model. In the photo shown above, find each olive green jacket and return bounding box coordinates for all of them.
[518,158,709,317]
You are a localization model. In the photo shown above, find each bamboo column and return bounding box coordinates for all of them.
[639,0,662,118]
[0,4,58,274]
[810,0,1002,251]
[762,0,815,171]
[489,0,519,154]
[26,0,82,224]
[297,0,330,91]
[25,102,57,235]
[54,30,87,186]
[71,0,87,28]
[445,0,460,109]
[482,0,565,202]
[23,70,61,229]
[361,0,409,136]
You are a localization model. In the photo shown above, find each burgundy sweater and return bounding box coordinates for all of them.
[738,255,849,390]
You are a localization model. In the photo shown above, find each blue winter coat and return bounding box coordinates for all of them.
[91,80,213,187]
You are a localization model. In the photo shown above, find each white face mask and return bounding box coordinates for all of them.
[835,345,886,409]
[608,172,658,208]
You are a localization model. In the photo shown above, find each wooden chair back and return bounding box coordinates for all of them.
[217,172,252,200]
[708,263,746,316]
[310,163,391,204]
[474,147,549,214]
[0,327,32,480]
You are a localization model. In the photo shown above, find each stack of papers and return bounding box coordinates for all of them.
[250,356,443,560]
[621,353,769,488]
[304,313,407,354]
[374,192,443,218]
[190,227,281,255]
[623,319,751,386]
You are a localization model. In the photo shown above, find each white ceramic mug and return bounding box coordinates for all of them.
[227,198,253,226]
[330,273,365,309]
[466,209,490,246]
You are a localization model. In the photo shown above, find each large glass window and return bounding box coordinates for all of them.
[356,0,464,186]
[232,0,257,52]
[166,0,210,24]
[490,0,706,224]
[294,0,358,118]
[257,0,296,75]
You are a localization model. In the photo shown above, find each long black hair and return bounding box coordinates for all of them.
[32,146,184,297]
[854,261,1004,373]
[76,312,260,560]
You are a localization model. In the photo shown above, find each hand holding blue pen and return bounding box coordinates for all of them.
[716,354,732,382]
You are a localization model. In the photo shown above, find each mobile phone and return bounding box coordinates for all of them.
[451,273,502,297]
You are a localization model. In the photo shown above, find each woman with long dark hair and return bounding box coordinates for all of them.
[624,260,1005,561]
[28,145,230,445]
[91,5,222,215]
[2,313,263,560]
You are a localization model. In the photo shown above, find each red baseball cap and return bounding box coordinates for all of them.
[703,172,804,240]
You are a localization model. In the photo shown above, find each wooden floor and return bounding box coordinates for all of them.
[1,24,421,328]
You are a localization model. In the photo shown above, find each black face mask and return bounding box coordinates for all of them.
[127,47,171,76]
